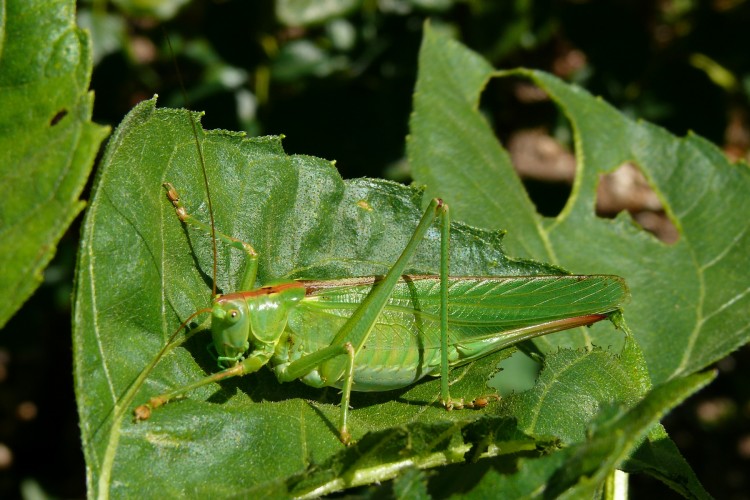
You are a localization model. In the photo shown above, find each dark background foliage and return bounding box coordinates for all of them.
[2,0,749,497]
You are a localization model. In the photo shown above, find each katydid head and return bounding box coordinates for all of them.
[211,283,306,368]
[211,297,251,367]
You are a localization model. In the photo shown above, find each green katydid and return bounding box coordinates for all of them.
[132,114,629,444]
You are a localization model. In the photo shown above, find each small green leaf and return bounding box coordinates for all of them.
[502,334,650,445]
[550,371,714,499]
[285,416,552,497]
[111,0,192,21]
[276,0,360,27]
[0,0,109,328]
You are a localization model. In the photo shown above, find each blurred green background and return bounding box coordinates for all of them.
[2,0,749,497]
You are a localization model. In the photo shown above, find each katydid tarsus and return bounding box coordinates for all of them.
[133,119,629,445]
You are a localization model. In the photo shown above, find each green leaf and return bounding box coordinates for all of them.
[625,424,711,500]
[408,22,750,386]
[551,371,714,499]
[285,415,557,497]
[463,371,715,499]
[0,0,109,328]
[276,0,361,27]
[111,0,192,21]
[502,333,651,445]
[392,468,430,500]
[74,98,576,497]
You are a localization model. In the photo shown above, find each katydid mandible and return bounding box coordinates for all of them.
[134,166,628,445]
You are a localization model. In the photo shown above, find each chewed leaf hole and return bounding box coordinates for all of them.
[597,162,679,244]
[488,350,541,396]
[50,109,68,126]
[508,128,574,217]
[480,77,575,217]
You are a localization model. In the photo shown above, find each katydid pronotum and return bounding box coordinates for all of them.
[132,113,629,445]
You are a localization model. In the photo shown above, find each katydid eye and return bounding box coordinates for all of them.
[229,309,239,320]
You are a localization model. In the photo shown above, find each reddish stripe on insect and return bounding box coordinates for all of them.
[216,282,306,302]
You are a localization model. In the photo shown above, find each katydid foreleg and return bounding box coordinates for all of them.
[164,182,259,293]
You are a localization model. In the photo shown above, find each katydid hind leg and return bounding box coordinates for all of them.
[326,198,446,351]
[438,199,453,409]
[435,202,491,411]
